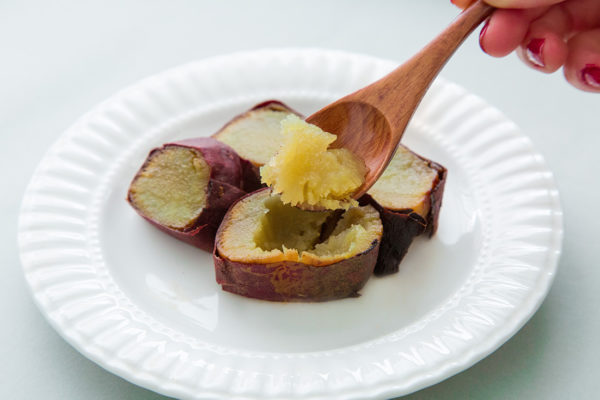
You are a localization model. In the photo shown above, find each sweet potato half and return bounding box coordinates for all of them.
[364,145,447,275]
[127,137,246,251]
[214,188,383,302]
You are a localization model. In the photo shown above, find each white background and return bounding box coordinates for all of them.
[2,0,598,399]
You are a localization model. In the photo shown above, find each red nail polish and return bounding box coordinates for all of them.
[479,20,489,53]
[526,39,545,68]
[581,64,600,89]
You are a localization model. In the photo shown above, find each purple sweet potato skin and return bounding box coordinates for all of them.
[425,160,447,237]
[214,240,379,302]
[212,100,303,192]
[249,99,303,116]
[127,137,246,252]
[360,195,426,276]
[239,159,263,193]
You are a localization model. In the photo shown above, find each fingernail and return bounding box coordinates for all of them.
[581,64,600,89]
[479,20,490,53]
[526,39,545,68]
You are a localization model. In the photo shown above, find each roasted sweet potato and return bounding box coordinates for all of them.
[364,145,447,275]
[127,137,246,251]
[214,188,382,302]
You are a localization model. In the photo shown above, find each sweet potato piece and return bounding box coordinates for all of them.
[127,137,246,251]
[214,189,382,302]
[364,145,447,275]
[212,100,302,192]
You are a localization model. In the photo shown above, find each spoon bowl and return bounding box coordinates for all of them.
[306,101,393,199]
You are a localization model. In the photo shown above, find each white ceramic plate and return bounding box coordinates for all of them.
[18,49,562,400]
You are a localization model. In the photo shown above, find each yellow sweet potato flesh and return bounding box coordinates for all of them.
[368,145,439,217]
[215,109,291,165]
[218,190,381,266]
[128,147,209,229]
[260,115,366,210]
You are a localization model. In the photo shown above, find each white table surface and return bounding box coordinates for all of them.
[2,1,598,399]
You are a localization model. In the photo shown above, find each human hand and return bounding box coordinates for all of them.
[452,0,600,92]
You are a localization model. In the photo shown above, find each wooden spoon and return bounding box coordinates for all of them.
[306,1,494,199]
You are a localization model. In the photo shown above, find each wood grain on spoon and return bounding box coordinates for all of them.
[306,1,494,199]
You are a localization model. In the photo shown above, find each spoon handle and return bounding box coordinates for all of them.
[358,1,494,141]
